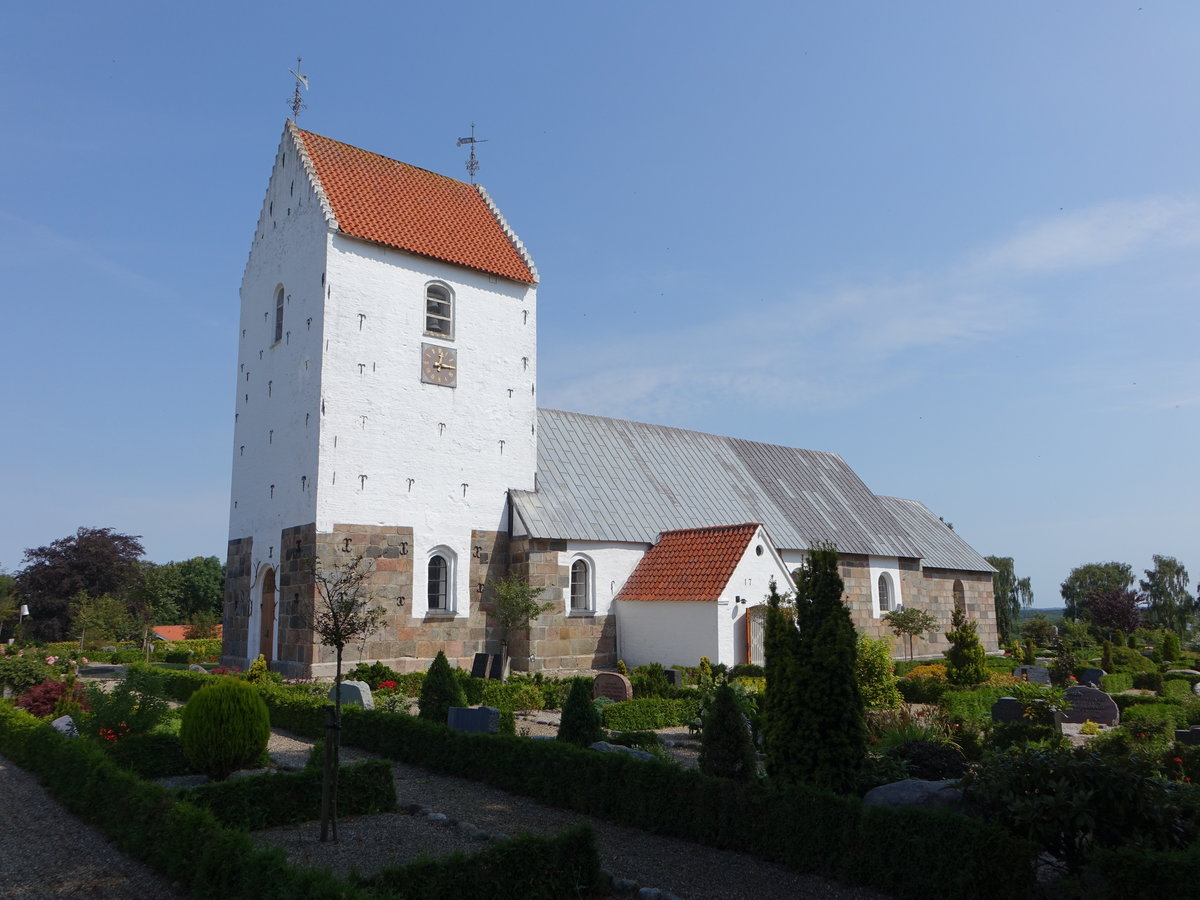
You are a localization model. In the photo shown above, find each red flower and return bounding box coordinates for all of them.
[1174,757,1184,764]
[378,680,398,691]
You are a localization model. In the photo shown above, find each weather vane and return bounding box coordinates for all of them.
[288,56,309,121]
[456,123,488,182]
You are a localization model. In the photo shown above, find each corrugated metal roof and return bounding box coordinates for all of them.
[876,497,997,573]
[510,409,923,557]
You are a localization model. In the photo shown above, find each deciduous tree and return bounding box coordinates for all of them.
[1140,555,1195,635]
[15,528,144,641]
[882,606,941,661]
[487,573,554,665]
[1090,587,1143,635]
[1060,562,1133,622]
[986,556,1034,643]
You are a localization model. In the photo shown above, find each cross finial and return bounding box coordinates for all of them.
[288,56,309,121]
[456,123,489,182]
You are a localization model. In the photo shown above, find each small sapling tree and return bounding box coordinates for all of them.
[304,554,387,842]
[488,573,554,670]
[881,606,940,661]
[557,677,604,747]
[943,605,988,686]
[699,681,757,781]
[418,650,466,723]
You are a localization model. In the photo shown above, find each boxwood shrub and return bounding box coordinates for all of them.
[601,697,699,731]
[1100,672,1134,693]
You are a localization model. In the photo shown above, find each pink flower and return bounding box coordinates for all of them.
[45,656,58,665]
[79,658,88,665]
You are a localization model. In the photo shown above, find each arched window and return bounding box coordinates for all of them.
[953,579,965,614]
[273,286,285,343]
[425,283,453,338]
[428,554,449,610]
[878,574,892,613]
[570,559,591,612]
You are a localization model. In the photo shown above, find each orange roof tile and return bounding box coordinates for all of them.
[293,127,536,284]
[616,523,762,602]
[153,624,223,641]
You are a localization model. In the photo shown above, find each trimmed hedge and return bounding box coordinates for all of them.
[255,692,1040,898]
[1100,672,1134,693]
[106,731,192,779]
[179,759,396,830]
[1090,844,1200,896]
[0,702,601,899]
[940,687,1011,724]
[601,697,699,731]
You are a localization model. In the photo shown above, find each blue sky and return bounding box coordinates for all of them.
[2,1,1197,609]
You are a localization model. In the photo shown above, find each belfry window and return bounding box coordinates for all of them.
[273,286,285,343]
[425,283,453,338]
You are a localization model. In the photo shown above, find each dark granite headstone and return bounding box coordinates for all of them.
[1174,726,1200,747]
[1013,665,1051,685]
[447,706,500,734]
[488,654,509,680]
[593,672,633,703]
[991,697,1024,723]
[1080,668,1106,687]
[664,668,680,687]
[470,653,490,679]
[1062,685,1120,726]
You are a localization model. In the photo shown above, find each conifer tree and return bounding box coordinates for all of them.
[557,677,604,746]
[418,650,466,724]
[763,578,806,785]
[943,605,988,686]
[791,544,866,794]
[699,681,757,781]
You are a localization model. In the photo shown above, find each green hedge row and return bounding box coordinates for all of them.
[940,687,1012,724]
[0,702,601,899]
[1100,672,1134,693]
[179,759,396,830]
[257,692,1037,898]
[1090,844,1200,897]
[601,697,699,731]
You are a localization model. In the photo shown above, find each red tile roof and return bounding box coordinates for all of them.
[616,523,762,602]
[294,126,536,284]
[153,625,222,641]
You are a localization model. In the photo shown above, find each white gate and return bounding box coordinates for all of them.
[746,606,766,666]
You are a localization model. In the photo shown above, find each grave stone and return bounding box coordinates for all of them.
[1013,665,1051,685]
[663,668,680,687]
[447,706,500,734]
[50,715,78,738]
[1080,668,1106,687]
[470,653,490,679]
[489,654,509,680]
[1174,726,1200,747]
[1166,669,1200,677]
[1062,685,1119,726]
[991,697,1025,724]
[329,679,375,710]
[188,664,208,674]
[593,672,633,703]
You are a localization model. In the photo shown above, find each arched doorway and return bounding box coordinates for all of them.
[259,568,276,663]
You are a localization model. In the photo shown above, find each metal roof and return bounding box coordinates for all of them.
[876,497,997,573]
[510,409,924,558]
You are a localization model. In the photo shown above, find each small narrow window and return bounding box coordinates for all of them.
[570,559,590,611]
[953,579,966,614]
[424,283,453,338]
[273,286,285,343]
[428,554,449,610]
[878,574,891,613]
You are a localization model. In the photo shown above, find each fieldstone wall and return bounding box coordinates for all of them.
[221,536,253,668]
[508,537,617,672]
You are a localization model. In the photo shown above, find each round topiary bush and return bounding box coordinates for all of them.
[180,677,271,780]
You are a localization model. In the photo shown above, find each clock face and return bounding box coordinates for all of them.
[421,343,458,387]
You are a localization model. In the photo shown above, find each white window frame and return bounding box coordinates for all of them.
[869,558,903,619]
[568,555,594,614]
[424,282,454,340]
[426,547,457,613]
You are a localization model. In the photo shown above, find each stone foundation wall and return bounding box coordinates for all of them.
[220,537,253,668]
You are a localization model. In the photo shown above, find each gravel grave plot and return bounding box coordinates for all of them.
[0,752,187,900]
[257,728,892,900]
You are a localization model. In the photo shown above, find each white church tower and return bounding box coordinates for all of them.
[224,123,539,676]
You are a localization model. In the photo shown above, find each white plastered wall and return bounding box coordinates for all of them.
[556,542,646,616]
[229,127,332,657]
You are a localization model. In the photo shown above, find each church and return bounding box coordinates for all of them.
[221,123,998,678]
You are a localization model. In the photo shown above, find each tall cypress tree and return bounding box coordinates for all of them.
[763,578,806,785]
[792,544,866,794]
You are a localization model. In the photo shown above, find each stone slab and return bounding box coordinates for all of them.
[1175,726,1200,747]
[1062,685,1119,726]
[1013,665,1051,685]
[991,697,1025,723]
[329,679,375,710]
[470,652,490,679]
[447,706,500,734]
[593,672,633,703]
[489,653,508,680]
[1080,668,1106,687]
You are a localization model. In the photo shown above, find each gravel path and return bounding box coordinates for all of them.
[257,729,892,900]
[0,752,186,900]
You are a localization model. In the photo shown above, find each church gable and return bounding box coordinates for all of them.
[293,126,536,284]
[617,523,781,603]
